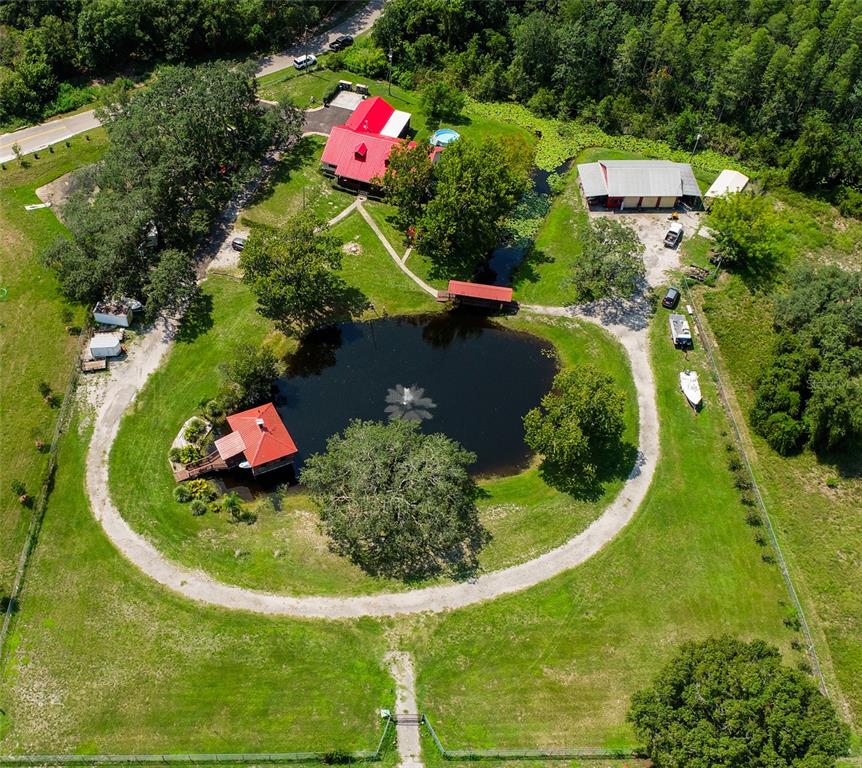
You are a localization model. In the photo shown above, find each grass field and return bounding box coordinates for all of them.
[0,417,392,752]
[242,135,354,228]
[406,304,797,748]
[109,263,638,595]
[698,216,862,739]
[0,132,108,595]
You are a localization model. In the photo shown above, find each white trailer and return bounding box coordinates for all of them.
[670,313,693,348]
[89,332,123,359]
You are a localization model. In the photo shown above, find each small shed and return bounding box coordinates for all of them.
[93,298,140,328]
[89,332,122,359]
[704,170,749,205]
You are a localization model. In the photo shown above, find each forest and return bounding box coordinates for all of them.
[0,0,345,128]
[372,0,862,199]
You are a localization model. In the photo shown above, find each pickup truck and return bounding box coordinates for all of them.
[664,222,683,248]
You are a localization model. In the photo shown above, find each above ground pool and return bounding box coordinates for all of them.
[429,128,461,147]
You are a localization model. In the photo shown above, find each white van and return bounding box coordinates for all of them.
[293,54,317,70]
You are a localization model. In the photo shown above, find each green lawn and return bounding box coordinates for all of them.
[108,263,638,596]
[0,132,108,595]
[513,166,586,306]
[242,135,354,227]
[329,210,431,316]
[407,304,796,749]
[0,417,392,752]
[700,263,862,739]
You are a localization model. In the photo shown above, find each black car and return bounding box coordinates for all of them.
[231,236,247,252]
[662,286,681,309]
[329,35,354,52]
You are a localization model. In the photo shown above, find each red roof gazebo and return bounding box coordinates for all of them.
[215,403,298,477]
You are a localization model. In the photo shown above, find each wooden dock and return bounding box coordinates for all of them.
[173,451,228,482]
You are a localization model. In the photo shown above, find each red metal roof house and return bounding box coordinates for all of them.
[321,96,415,189]
[215,403,298,477]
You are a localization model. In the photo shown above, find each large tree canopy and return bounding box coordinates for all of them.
[523,366,626,493]
[628,636,849,768]
[373,0,862,192]
[0,0,337,127]
[751,265,862,454]
[241,208,365,336]
[566,217,645,303]
[301,420,483,580]
[413,135,530,277]
[42,61,297,315]
[708,191,786,274]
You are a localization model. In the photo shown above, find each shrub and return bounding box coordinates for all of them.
[762,552,776,564]
[169,447,182,463]
[10,480,26,497]
[727,454,742,472]
[343,40,387,78]
[183,418,206,444]
[222,492,256,524]
[174,444,202,465]
[186,479,217,501]
[190,499,207,516]
[754,532,767,547]
[37,380,51,399]
[322,750,353,765]
[836,186,862,219]
[745,509,762,527]
[740,492,756,507]
[733,472,752,491]
[173,484,193,503]
[825,476,839,489]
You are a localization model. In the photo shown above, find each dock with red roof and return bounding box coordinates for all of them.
[437,280,515,309]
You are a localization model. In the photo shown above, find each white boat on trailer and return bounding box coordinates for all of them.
[679,370,702,408]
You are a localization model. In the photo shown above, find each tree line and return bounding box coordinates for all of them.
[42,61,302,317]
[0,0,344,127]
[372,0,862,198]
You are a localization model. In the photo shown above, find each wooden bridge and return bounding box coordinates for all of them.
[173,451,228,482]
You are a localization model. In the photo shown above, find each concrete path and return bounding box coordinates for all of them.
[386,652,423,768]
[0,0,384,163]
[357,201,438,297]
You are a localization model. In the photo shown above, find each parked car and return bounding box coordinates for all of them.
[662,286,681,309]
[664,222,683,248]
[329,35,354,52]
[293,54,317,70]
[231,236,247,252]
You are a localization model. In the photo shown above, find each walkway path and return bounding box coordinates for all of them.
[0,0,384,164]
[386,652,423,768]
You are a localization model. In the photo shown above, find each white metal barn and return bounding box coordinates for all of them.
[89,333,122,359]
[578,160,703,210]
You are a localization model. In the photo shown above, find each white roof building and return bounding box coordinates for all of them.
[578,160,702,209]
[89,333,122,359]
[704,169,749,203]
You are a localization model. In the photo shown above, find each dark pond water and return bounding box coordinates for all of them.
[266,312,557,478]
[482,159,574,286]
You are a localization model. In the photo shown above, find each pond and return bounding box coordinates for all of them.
[273,313,558,478]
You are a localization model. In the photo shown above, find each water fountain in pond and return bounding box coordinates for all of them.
[384,384,436,422]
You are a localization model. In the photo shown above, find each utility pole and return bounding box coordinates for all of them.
[690,132,702,159]
[387,47,393,95]
[303,25,309,76]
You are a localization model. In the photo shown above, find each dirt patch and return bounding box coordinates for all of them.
[589,209,703,287]
[342,240,362,256]
[34,168,89,218]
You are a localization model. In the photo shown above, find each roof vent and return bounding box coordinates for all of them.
[355,142,367,159]
[256,418,265,428]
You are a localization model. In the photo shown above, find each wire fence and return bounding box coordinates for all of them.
[680,278,828,696]
[0,718,394,767]
[422,717,638,762]
[0,336,84,665]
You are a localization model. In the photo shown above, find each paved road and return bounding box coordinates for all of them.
[0,0,384,164]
